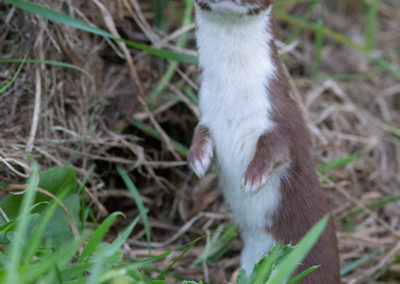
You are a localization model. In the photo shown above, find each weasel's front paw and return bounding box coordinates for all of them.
[242,159,272,193]
[188,138,213,178]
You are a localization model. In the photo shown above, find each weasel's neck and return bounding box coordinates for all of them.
[196,7,276,82]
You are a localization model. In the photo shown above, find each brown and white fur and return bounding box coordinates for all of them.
[188,0,340,282]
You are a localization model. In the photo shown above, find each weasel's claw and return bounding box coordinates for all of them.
[242,157,272,194]
[191,155,211,178]
[188,139,213,178]
[241,173,268,194]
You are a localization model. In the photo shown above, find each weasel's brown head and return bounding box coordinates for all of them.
[195,0,273,15]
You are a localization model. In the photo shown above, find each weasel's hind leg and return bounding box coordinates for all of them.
[240,229,276,276]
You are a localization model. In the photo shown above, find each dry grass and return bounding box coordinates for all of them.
[1,0,400,283]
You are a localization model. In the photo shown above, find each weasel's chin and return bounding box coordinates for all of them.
[196,0,266,15]
[218,0,246,6]
[211,3,254,14]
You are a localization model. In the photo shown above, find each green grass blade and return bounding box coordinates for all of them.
[317,152,360,173]
[5,0,197,64]
[103,219,138,256]
[5,161,39,284]
[192,223,237,267]
[160,237,203,278]
[21,237,82,283]
[276,10,365,51]
[0,58,95,84]
[287,265,320,284]
[132,119,189,157]
[253,246,280,284]
[117,166,151,255]
[154,0,169,31]
[87,218,138,284]
[184,86,198,106]
[79,164,95,231]
[268,214,329,284]
[339,195,400,220]
[365,0,381,51]
[0,219,17,233]
[128,251,172,270]
[340,249,381,276]
[314,19,324,78]
[78,211,125,262]
[368,54,400,79]
[5,0,112,37]
[59,263,92,282]
[0,52,28,94]
[23,189,70,263]
[119,39,197,64]
[284,0,323,45]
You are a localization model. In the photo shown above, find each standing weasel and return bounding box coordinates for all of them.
[188,0,340,282]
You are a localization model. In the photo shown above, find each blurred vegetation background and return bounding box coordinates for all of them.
[0,0,399,283]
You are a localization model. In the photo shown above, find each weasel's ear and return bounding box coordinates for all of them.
[264,0,274,6]
[195,0,212,12]
[254,0,274,8]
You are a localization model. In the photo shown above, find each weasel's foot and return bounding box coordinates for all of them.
[242,159,272,193]
[188,138,213,178]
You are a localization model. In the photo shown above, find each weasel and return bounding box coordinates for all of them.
[188,0,341,282]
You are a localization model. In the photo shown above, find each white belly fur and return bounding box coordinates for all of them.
[196,6,288,274]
